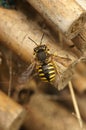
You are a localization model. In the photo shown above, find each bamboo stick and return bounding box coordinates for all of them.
[26,0,86,39]
[0,91,26,130]
[75,0,86,10]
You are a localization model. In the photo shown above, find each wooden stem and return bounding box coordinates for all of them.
[27,0,86,39]
[0,91,26,130]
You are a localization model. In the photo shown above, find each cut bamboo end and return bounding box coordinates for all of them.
[27,0,86,39]
[72,0,86,55]
[0,91,26,130]
[72,23,86,55]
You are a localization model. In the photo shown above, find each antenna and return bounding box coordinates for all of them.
[28,37,38,46]
[40,33,44,45]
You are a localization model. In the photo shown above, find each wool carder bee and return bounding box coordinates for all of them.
[19,33,71,85]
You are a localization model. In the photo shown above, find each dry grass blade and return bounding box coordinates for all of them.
[68,81,83,129]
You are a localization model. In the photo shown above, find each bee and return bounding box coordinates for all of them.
[19,33,71,86]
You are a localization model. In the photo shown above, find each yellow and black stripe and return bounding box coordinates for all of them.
[37,62,55,82]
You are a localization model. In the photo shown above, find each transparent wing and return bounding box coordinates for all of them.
[52,54,72,67]
[51,54,72,91]
[18,62,36,84]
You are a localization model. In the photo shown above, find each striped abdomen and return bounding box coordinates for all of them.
[37,62,55,82]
